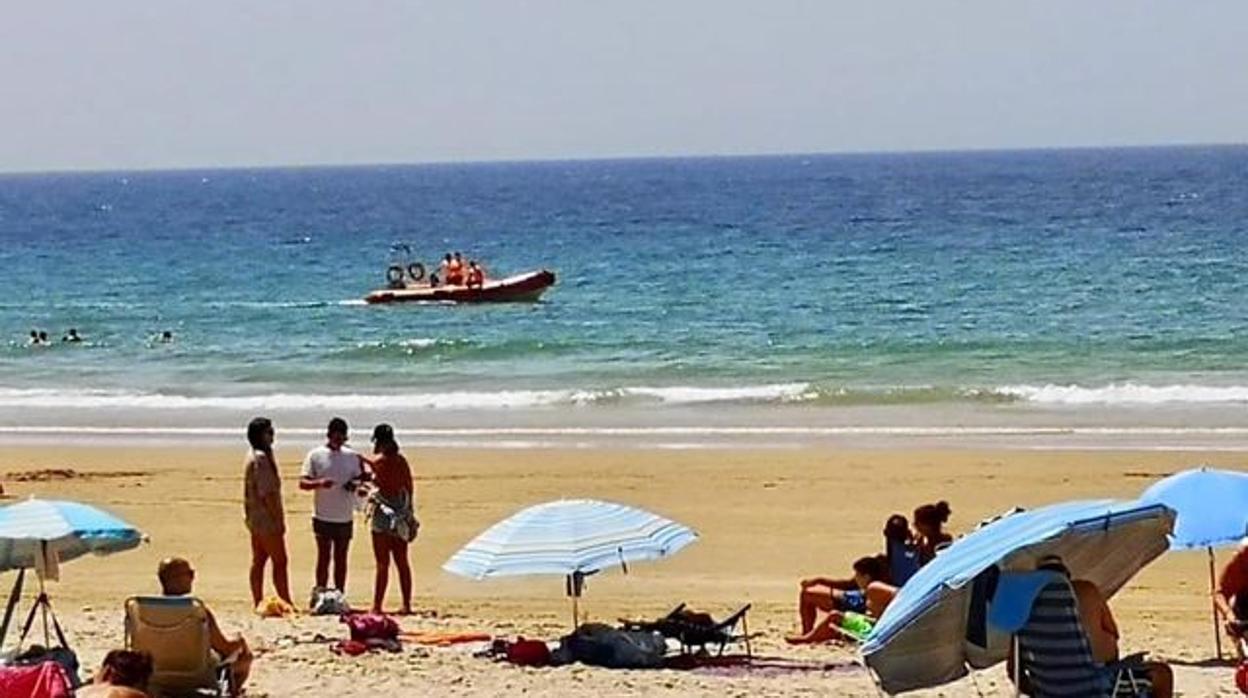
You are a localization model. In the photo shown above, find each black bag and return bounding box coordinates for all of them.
[13,645,81,688]
[560,623,665,669]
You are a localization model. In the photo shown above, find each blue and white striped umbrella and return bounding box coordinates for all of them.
[443,499,697,580]
[862,499,1173,694]
[0,498,144,572]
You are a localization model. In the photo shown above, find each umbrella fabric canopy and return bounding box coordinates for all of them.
[443,499,697,580]
[1139,467,1248,550]
[0,498,143,572]
[1139,466,1248,658]
[862,499,1174,695]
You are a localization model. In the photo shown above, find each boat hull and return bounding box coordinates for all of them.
[365,269,556,304]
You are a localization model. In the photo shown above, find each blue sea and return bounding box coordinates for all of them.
[1,146,1247,443]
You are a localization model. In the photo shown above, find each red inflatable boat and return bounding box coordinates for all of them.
[364,269,556,304]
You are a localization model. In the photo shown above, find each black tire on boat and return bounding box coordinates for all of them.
[407,263,426,282]
[386,265,405,285]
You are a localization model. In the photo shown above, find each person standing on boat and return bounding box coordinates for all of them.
[299,417,363,596]
[466,260,485,288]
[446,252,465,285]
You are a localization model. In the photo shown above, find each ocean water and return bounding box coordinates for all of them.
[1,146,1246,436]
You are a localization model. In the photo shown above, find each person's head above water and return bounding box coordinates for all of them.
[454,251,462,260]
[157,556,195,596]
[38,331,48,342]
[444,253,452,262]
[327,416,348,448]
[914,501,952,537]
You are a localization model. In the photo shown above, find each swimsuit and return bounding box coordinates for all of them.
[841,589,868,613]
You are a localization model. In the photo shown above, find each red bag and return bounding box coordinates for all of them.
[343,612,400,642]
[0,661,72,698]
[506,638,551,667]
[1236,661,1248,694]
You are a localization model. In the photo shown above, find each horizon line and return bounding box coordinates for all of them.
[2,140,1245,178]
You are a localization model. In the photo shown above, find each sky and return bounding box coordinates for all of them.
[2,1,1247,172]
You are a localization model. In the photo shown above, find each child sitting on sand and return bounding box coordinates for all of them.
[787,556,896,644]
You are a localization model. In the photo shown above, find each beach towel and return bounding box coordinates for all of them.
[400,631,493,647]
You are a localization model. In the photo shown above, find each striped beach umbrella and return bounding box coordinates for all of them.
[0,498,144,650]
[443,499,697,625]
[0,498,143,572]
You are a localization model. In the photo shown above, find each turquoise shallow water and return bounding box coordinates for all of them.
[0,146,1246,423]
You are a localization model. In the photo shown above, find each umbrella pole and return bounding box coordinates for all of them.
[1210,547,1223,660]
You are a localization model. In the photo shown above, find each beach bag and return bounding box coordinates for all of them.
[343,613,399,642]
[561,623,665,669]
[11,646,79,689]
[309,587,351,616]
[505,638,551,667]
[0,661,72,698]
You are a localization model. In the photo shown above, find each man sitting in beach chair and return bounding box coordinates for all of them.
[124,557,252,696]
[1010,556,1172,698]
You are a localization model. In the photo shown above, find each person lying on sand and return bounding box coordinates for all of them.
[787,556,897,644]
[158,557,253,690]
[77,650,152,698]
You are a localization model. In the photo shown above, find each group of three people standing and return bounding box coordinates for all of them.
[243,416,416,615]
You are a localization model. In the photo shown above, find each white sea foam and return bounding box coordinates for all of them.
[998,383,1248,406]
[0,383,816,411]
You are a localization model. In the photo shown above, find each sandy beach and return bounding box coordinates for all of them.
[0,443,1242,696]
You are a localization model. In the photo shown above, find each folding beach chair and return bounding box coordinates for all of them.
[1015,579,1152,698]
[622,603,754,657]
[124,596,236,697]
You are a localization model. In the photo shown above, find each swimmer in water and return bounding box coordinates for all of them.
[63,328,83,343]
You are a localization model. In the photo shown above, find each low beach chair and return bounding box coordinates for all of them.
[622,603,754,657]
[124,596,235,697]
[1015,579,1152,698]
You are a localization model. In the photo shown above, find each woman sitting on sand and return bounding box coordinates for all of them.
[787,556,897,644]
[913,500,953,565]
[883,513,921,586]
[361,423,416,615]
[243,417,293,608]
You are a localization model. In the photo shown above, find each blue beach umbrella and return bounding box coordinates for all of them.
[0,498,144,650]
[443,499,697,625]
[1139,466,1248,657]
[862,500,1174,695]
[0,498,143,571]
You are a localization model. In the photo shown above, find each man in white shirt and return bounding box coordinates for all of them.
[299,417,362,594]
